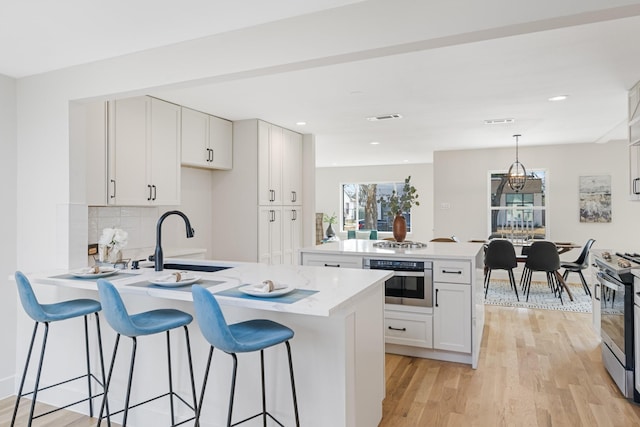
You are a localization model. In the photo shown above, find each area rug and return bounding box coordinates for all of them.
[484,278,592,313]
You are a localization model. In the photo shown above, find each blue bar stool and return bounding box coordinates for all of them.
[11,271,107,427]
[96,279,197,427]
[191,284,300,427]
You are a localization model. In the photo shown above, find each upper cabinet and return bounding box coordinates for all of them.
[629,80,640,199]
[107,96,181,206]
[258,121,302,206]
[181,107,233,170]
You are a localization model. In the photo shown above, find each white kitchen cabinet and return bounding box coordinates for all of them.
[385,309,433,348]
[301,253,363,269]
[258,121,302,206]
[591,265,601,336]
[282,128,303,205]
[258,121,283,205]
[283,207,303,265]
[629,80,640,200]
[181,107,232,170]
[258,206,283,265]
[107,96,181,206]
[433,282,471,353]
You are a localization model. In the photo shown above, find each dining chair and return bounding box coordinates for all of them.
[484,239,519,300]
[12,271,107,427]
[96,279,197,427]
[561,238,595,296]
[521,241,569,304]
[191,284,299,427]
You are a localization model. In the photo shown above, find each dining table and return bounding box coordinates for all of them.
[472,239,581,301]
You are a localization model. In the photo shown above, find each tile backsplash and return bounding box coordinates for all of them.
[88,206,161,261]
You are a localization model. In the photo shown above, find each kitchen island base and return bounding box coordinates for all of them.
[18,264,388,427]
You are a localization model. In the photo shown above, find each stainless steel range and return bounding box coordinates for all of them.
[372,241,427,249]
[594,251,640,402]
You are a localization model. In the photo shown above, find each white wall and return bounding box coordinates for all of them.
[0,73,17,397]
[315,164,434,243]
[434,140,640,256]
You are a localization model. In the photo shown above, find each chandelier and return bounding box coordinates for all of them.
[507,134,527,192]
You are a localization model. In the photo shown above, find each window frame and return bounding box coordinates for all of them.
[340,180,414,234]
[488,169,548,241]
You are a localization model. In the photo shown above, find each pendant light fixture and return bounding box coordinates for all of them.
[507,134,527,192]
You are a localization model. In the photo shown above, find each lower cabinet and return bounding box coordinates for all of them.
[300,253,363,268]
[433,282,471,353]
[385,310,433,348]
[258,206,303,265]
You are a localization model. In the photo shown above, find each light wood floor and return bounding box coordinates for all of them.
[2,306,640,426]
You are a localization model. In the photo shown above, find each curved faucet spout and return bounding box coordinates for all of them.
[155,210,195,271]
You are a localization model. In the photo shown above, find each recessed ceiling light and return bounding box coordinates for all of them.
[370,141,380,145]
[296,121,307,126]
[403,160,409,163]
[548,95,568,102]
[484,118,515,125]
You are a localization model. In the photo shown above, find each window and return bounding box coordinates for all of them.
[489,170,546,240]
[342,182,413,232]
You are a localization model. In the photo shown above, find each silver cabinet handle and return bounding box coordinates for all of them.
[291,191,296,202]
[441,269,462,275]
[152,185,157,201]
[110,179,116,199]
[147,184,152,201]
[388,326,406,331]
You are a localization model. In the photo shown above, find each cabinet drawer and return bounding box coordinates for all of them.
[433,260,471,284]
[384,311,432,348]
[301,253,363,269]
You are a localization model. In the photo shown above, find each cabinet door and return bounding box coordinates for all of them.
[84,101,108,206]
[282,129,303,205]
[433,282,471,353]
[149,98,181,205]
[630,144,640,200]
[209,115,233,169]
[181,107,209,168]
[109,97,149,205]
[283,207,302,265]
[258,206,283,265]
[258,121,283,205]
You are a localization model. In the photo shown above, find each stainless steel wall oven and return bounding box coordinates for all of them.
[364,258,433,308]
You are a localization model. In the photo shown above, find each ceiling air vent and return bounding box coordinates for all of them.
[484,118,515,125]
[366,114,402,122]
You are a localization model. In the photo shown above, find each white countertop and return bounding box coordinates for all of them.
[300,240,484,260]
[28,259,392,317]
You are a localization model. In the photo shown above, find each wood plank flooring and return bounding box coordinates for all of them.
[2,306,640,426]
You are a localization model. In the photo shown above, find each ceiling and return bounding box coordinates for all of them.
[4,1,640,167]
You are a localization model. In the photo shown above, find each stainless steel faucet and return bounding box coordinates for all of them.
[154,210,195,271]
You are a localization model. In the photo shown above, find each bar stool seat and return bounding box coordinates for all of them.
[12,271,107,427]
[96,279,197,427]
[191,284,300,427]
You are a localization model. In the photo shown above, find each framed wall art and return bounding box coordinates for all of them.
[579,175,611,223]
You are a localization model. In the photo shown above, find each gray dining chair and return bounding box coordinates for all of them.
[484,239,519,300]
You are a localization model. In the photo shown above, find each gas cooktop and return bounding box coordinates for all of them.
[372,241,427,249]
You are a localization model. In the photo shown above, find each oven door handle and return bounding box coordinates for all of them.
[390,271,426,277]
[597,272,623,292]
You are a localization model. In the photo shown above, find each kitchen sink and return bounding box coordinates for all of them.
[145,263,233,273]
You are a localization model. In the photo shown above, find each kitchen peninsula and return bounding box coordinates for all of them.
[22,260,391,427]
[300,240,485,368]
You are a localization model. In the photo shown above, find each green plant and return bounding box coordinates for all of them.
[323,212,337,225]
[379,176,420,218]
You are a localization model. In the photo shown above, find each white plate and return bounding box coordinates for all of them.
[71,268,117,279]
[239,285,295,298]
[148,275,201,287]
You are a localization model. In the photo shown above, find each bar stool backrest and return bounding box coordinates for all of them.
[15,271,48,322]
[525,241,560,272]
[97,279,138,337]
[192,285,243,353]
